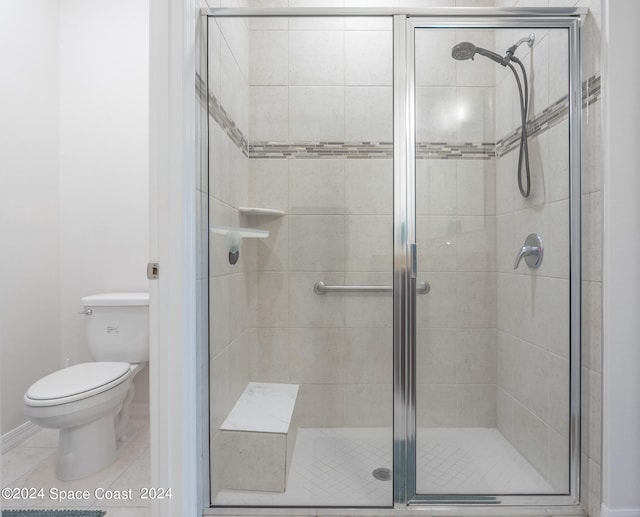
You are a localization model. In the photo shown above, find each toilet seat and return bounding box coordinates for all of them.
[25,362,131,407]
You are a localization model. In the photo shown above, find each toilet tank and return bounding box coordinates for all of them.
[81,293,149,363]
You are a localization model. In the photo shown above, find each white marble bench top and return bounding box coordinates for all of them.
[220,382,299,434]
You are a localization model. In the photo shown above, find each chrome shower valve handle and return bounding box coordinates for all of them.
[514,233,544,269]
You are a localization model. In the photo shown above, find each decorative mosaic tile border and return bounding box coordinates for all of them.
[197,73,600,161]
[249,141,392,159]
[196,73,250,157]
[496,74,601,157]
[416,142,495,160]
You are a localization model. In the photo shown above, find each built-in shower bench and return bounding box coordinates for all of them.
[219,382,300,492]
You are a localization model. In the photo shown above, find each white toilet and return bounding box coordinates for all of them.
[24,292,149,481]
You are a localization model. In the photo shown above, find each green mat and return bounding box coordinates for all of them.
[2,511,105,517]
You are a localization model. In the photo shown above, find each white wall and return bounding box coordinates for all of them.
[602,0,640,515]
[0,0,62,434]
[0,0,150,436]
[59,0,150,402]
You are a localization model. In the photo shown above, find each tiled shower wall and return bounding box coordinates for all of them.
[246,21,499,429]
[492,0,603,508]
[207,15,255,498]
[577,3,603,516]
[493,27,572,493]
[247,17,395,427]
[414,29,498,428]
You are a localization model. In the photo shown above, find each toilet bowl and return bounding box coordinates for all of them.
[23,293,149,481]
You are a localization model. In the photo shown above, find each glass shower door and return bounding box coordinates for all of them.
[411,20,577,502]
[207,14,395,507]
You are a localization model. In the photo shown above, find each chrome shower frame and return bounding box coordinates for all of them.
[200,6,584,514]
[403,15,582,507]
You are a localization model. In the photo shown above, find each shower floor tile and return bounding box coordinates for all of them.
[416,428,554,494]
[213,427,554,506]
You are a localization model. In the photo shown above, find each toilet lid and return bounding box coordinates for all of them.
[25,362,131,406]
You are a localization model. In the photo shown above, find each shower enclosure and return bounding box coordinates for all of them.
[200,7,582,510]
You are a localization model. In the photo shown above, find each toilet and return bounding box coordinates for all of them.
[23,292,149,481]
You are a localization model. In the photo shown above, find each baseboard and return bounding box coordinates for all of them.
[1,421,39,454]
[601,505,640,517]
[130,402,150,419]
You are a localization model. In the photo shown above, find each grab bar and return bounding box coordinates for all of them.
[314,281,430,295]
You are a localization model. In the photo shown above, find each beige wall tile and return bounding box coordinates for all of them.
[250,86,288,141]
[548,427,570,493]
[289,159,345,215]
[457,160,496,216]
[497,330,515,393]
[289,30,344,86]
[248,159,288,212]
[345,30,393,86]
[457,216,496,272]
[257,272,289,327]
[416,160,457,216]
[289,215,346,271]
[513,339,549,421]
[549,353,570,439]
[345,215,393,272]
[289,86,345,141]
[457,87,495,142]
[295,384,345,427]
[249,30,288,86]
[288,328,346,384]
[415,87,457,142]
[289,272,345,328]
[211,347,231,429]
[229,331,251,405]
[417,215,458,272]
[345,159,393,215]
[582,280,602,373]
[458,384,497,427]
[582,190,602,283]
[416,384,458,427]
[416,272,458,328]
[255,216,289,271]
[344,272,393,327]
[250,328,290,382]
[416,328,458,384]
[457,272,497,328]
[512,401,549,479]
[345,327,393,383]
[415,30,456,87]
[458,329,497,384]
[210,276,230,357]
[344,384,393,427]
[496,387,514,441]
[345,86,393,142]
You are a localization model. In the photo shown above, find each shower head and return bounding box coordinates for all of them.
[451,42,477,61]
[451,42,506,66]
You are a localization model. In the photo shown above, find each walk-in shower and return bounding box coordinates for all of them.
[199,8,583,512]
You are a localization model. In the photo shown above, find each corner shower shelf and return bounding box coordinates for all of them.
[210,226,269,265]
[239,206,285,217]
[210,226,269,239]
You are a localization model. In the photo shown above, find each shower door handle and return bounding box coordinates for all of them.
[314,281,430,295]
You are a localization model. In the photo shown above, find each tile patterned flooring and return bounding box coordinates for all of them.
[1,418,150,516]
[3,422,556,513]
[214,427,554,506]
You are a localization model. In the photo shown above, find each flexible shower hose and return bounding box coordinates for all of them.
[507,57,531,198]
